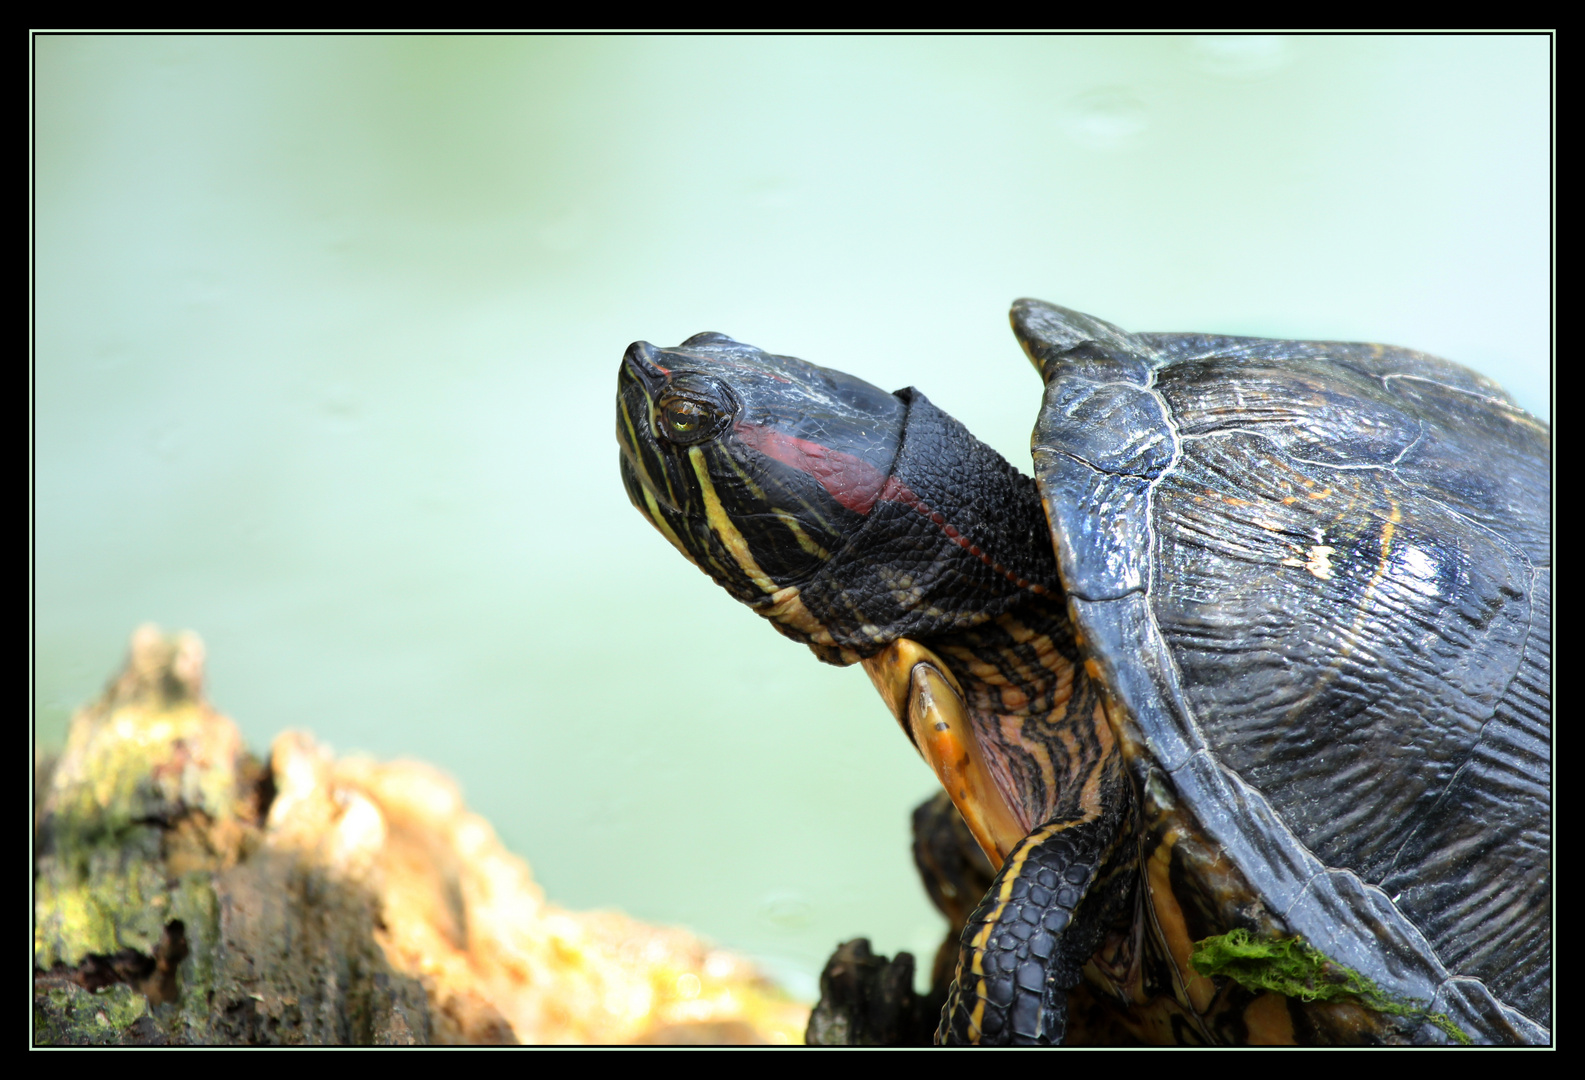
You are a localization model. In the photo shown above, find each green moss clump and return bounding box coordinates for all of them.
[34,627,431,1046]
[1190,928,1470,1045]
[33,982,162,1046]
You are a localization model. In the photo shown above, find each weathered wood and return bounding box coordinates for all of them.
[33,627,806,1045]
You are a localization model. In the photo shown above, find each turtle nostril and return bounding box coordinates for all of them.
[623,341,669,383]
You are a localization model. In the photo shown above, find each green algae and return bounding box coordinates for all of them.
[1191,928,1471,1045]
[33,627,430,1045]
[34,982,159,1046]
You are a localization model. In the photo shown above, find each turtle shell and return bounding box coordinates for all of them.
[1014,299,1550,1043]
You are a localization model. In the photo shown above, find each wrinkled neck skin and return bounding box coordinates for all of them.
[807,393,1110,844]
[618,334,1109,845]
[615,332,1066,664]
[790,388,1064,663]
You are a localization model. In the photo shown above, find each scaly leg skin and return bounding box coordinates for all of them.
[938,816,1116,1046]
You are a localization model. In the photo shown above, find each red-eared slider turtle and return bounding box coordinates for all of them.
[614,300,1551,1045]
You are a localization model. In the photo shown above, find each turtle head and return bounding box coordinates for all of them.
[617,333,1059,664]
[618,333,908,660]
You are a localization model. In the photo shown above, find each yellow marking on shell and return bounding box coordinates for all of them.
[1304,545,1336,580]
[1306,486,1333,499]
[1376,500,1401,581]
[1329,498,1402,662]
[1274,494,1403,726]
[1145,831,1216,1015]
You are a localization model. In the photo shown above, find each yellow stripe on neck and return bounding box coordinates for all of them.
[688,446,833,643]
[690,446,780,594]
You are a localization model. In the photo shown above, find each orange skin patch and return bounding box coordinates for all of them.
[1243,992,1298,1045]
[1146,832,1217,1016]
[998,684,1030,712]
[862,640,1025,868]
[909,665,1027,868]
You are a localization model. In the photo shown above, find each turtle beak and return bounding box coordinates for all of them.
[616,342,678,515]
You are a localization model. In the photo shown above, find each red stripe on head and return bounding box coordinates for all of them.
[733,423,891,514]
[734,422,1050,596]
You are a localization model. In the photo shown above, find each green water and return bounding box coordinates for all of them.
[34,35,1549,1002]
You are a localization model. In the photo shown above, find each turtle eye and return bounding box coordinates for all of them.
[657,394,723,445]
[654,373,737,446]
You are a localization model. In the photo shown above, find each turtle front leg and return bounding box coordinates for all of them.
[864,635,1134,1044]
[938,815,1128,1046]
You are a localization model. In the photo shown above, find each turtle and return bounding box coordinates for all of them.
[614,299,1551,1045]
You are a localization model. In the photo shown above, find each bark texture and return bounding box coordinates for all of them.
[34,627,805,1045]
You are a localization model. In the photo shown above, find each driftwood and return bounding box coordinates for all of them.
[803,793,996,1046]
[33,627,806,1045]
